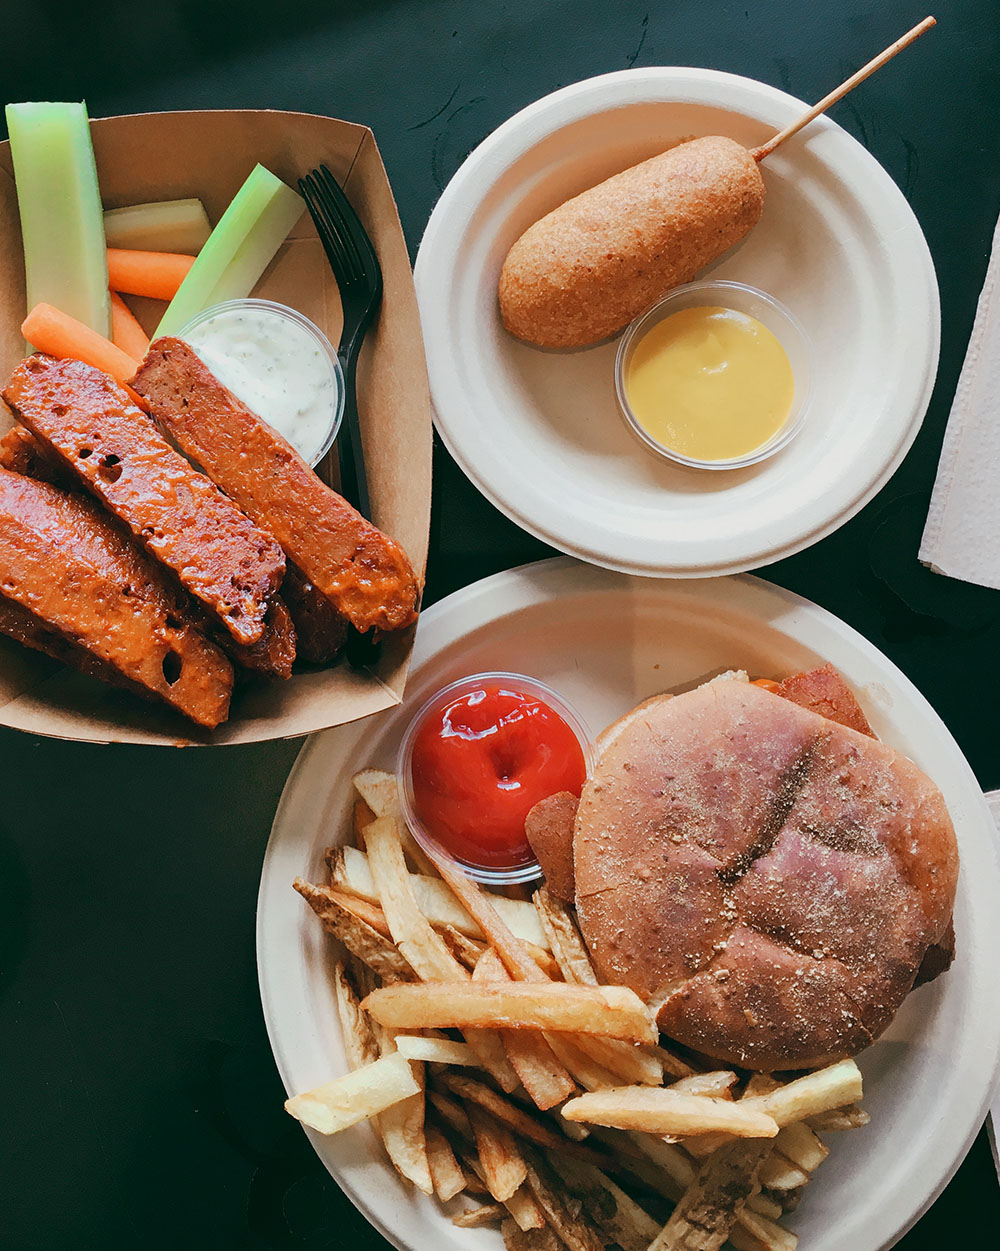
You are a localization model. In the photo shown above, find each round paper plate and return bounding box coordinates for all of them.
[414,69,940,577]
[258,558,999,1251]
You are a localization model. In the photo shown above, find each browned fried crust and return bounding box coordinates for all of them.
[0,468,233,727]
[131,338,420,636]
[498,136,765,348]
[574,680,959,1071]
[3,354,286,647]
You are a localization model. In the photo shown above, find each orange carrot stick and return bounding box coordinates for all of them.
[22,302,140,386]
[106,248,196,300]
[109,292,150,360]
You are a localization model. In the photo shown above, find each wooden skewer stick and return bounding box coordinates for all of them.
[752,15,936,161]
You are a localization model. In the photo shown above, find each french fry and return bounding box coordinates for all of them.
[545,1033,622,1091]
[438,1072,605,1165]
[324,887,395,938]
[425,1123,467,1202]
[649,1041,698,1080]
[453,1203,507,1228]
[363,816,519,1092]
[740,1059,863,1129]
[284,1052,421,1135]
[533,887,599,985]
[730,1206,799,1251]
[364,981,657,1043]
[429,1089,474,1141]
[773,1120,829,1174]
[648,1139,772,1251]
[335,843,549,949]
[757,1152,809,1193]
[668,1071,739,1099]
[395,1035,480,1066]
[459,1148,548,1231]
[806,1104,870,1132]
[351,769,443,876]
[502,1219,562,1251]
[522,1150,605,1251]
[747,1190,784,1222]
[562,1088,779,1138]
[549,1155,661,1251]
[439,923,486,971]
[353,796,376,847]
[468,1103,528,1202]
[569,1034,665,1088]
[474,948,577,1109]
[294,879,414,984]
[332,961,379,1070]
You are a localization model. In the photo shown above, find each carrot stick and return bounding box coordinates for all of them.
[22,302,140,386]
[106,248,196,300]
[109,292,150,360]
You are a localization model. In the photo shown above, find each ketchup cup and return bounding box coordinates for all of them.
[398,672,595,885]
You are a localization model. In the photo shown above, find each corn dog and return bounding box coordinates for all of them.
[498,136,764,350]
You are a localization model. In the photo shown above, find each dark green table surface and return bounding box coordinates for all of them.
[1,1,998,1246]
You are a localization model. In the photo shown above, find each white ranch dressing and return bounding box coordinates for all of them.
[181,301,342,465]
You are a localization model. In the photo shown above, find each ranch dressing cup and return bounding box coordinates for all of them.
[178,299,344,466]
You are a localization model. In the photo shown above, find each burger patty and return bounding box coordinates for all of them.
[573,678,959,1071]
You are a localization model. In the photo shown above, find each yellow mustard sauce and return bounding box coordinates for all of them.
[624,306,795,462]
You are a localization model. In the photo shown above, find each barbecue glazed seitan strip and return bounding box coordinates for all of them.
[131,338,419,636]
[3,354,286,647]
[281,562,349,664]
[0,468,233,727]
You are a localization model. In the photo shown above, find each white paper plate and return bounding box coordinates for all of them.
[258,557,1000,1251]
[414,69,940,577]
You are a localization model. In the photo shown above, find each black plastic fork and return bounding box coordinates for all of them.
[299,164,383,520]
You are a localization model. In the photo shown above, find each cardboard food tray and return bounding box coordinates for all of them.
[0,109,432,746]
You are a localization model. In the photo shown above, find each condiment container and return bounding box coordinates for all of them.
[398,671,596,885]
[615,280,813,470]
[179,298,344,467]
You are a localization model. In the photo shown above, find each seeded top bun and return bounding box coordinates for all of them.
[573,679,959,1071]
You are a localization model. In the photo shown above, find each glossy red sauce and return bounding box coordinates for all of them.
[409,683,587,870]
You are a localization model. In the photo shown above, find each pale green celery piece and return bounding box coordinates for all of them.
[156,165,304,337]
[103,198,212,253]
[5,101,111,336]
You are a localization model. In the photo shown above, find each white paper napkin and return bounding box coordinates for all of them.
[920,213,1000,588]
[987,789,1000,1179]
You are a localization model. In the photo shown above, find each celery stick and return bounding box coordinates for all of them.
[156,165,303,337]
[104,198,212,254]
[5,101,111,336]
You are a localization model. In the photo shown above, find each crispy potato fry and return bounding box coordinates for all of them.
[353,797,376,847]
[502,1218,562,1251]
[324,886,395,937]
[545,1033,622,1091]
[352,769,439,876]
[332,961,379,1070]
[741,1059,863,1129]
[295,879,414,984]
[284,1052,421,1135]
[522,1150,605,1251]
[468,1103,529,1201]
[395,1035,480,1066]
[649,1041,698,1080]
[562,1088,779,1138]
[364,981,657,1043]
[757,1152,809,1193]
[429,1089,474,1141]
[379,1078,434,1195]
[668,1071,739,1099]
[533,887,599,985]
[453,1202,507,1228]
[747,1191,784,1222]
[504,1187,548,1232]
[806,1104,870,1132]
[549,1155,661,1251]
[729,1206,799,1251]
[774,1120,829,1173]
[336,843,550,949]
[425,1123,467,1202]
[437,1073,605,1165]
[649,1138,771,1251]
[569,1034,665,1088]
[474,949,577,1109]
[439,923,486,971]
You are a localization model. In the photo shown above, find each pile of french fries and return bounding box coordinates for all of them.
[286,769,870,1251]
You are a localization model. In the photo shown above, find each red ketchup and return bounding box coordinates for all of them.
[408,683,587,872]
